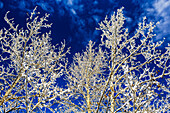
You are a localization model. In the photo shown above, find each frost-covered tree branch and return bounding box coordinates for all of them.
[57,41,109,112]
[0,6,169,113]
[0,6,70,112]
[95,7,170,113]
[60,7,169,113]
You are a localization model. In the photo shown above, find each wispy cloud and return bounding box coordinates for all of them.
[153,0,170,40]
[154,0,170,15]
[143,0,170,41]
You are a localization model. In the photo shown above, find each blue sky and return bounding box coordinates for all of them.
[0,0,169,55]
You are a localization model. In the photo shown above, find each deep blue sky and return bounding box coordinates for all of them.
[0,0,169,55]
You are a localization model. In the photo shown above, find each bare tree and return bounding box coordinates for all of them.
[0,6,169,113]
[59,7,170,113]
[0,7,69,113]
[96,7,170,113]
[58,41,108,112]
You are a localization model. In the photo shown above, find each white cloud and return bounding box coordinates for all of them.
[149,0,170,41]
[136,0,170,41]
[70,8,76,15]
[153,0,170,15]
[67,0,74,6]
